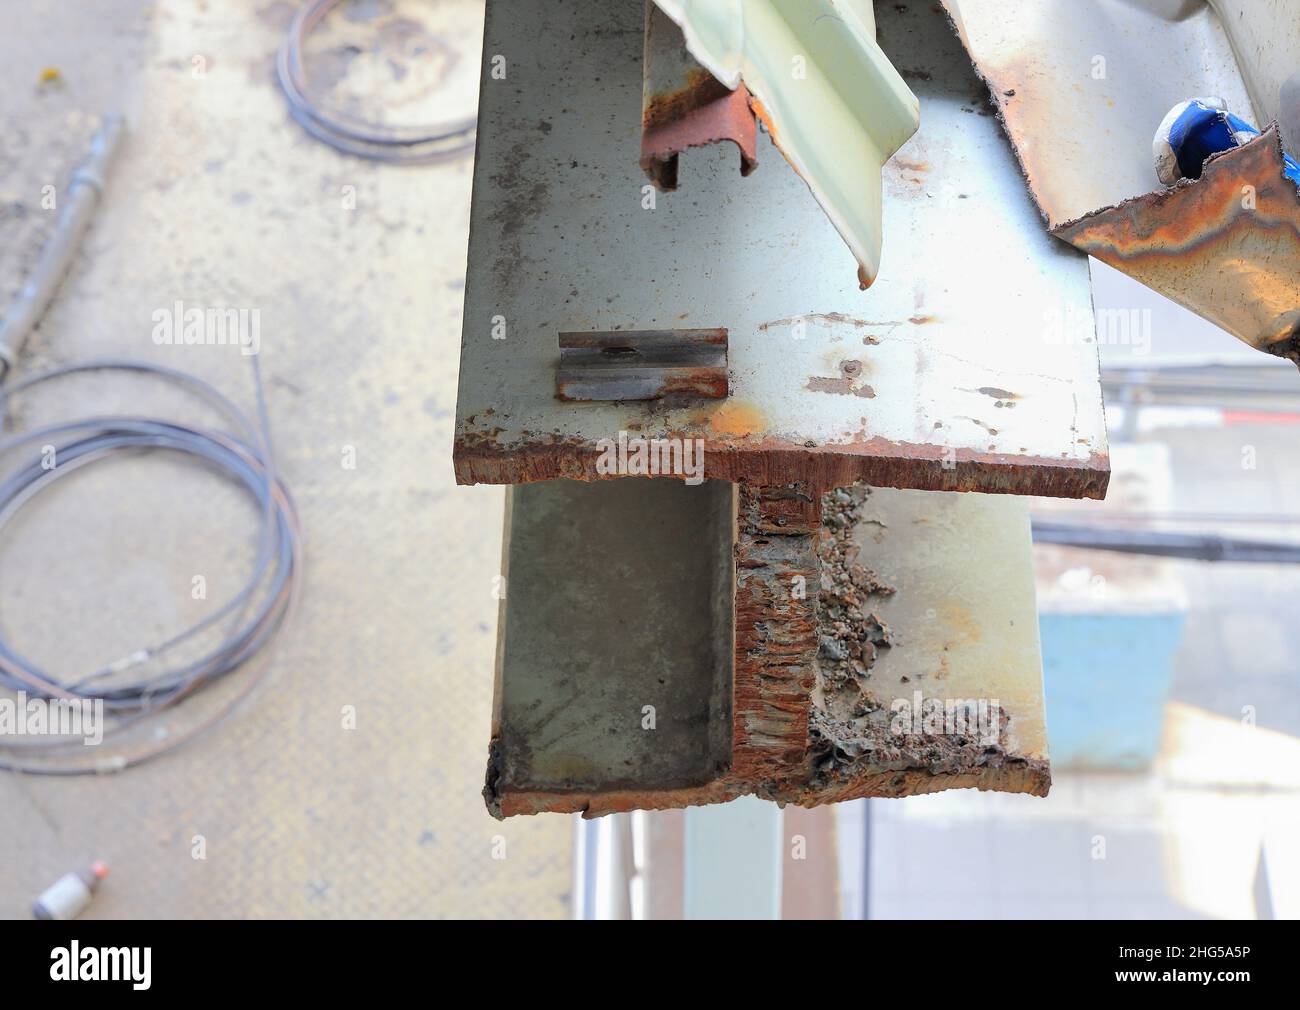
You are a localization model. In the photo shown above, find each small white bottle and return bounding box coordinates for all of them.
[32,862,108,920]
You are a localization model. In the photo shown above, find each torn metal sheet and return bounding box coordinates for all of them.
[456,0,1109,500]
[557,328,729,402]
[941,0,1258,229]
[1056,129,1300,363]
[651,0,919,287]
[943,0,1300,359]
[641,1,758,191]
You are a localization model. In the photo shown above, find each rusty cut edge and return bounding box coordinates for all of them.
[641,79,759,191]
[453,435,1110,500]
[1052,128,1300,362]
[490,763,1049,819]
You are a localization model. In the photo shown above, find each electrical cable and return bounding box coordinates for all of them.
[1031,519,1300,564]
[0,359,303,775]
[0,115,302,775]
[276,0,477,164]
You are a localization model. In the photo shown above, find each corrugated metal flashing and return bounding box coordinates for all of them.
[652,0,920,288]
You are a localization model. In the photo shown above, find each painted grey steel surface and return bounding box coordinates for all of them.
[493,478,735,797]
[456,0,1107,496]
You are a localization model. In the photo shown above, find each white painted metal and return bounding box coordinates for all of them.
[1210,0,1300,133]
[651,0,919,286]
[457,0,1107,493]
[849,486,1050,765]
[683,796,784,919]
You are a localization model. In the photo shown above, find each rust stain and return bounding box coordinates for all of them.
[973,386,1020,400]
[807,376,877,398]
[704,400,766,438]
[644,68,731,129]
[749,94,780,150]
[957,416,998,436]
[454,427,1109,500]
[939,603,983,643]
[806,360,876,398]
[642,73,758,191]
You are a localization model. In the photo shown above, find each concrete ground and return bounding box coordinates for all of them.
[0,0,572,918]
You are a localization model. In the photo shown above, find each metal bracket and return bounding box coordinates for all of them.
[556,328,729,402]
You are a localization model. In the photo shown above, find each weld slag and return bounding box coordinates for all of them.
[595,430,705,485]
[1043,302,1151,355]
[889,690,1000,747]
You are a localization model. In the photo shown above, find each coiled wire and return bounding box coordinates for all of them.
[276,0,477,164]
[0,359,301,774]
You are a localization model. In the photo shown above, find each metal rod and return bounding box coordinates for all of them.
[1032,520,1300,563]
[0,115,125,375]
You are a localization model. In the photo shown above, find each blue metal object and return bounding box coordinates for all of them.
[1039,612,1187,770]
[1155,98,1300,188]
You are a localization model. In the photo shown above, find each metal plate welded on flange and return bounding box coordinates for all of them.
[556,328,729,401]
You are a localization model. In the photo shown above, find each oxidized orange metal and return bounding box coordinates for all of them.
[1054,129,1300,364]
[641,72,759,191]
[731,484,821,784]
[453,429,1110,500]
